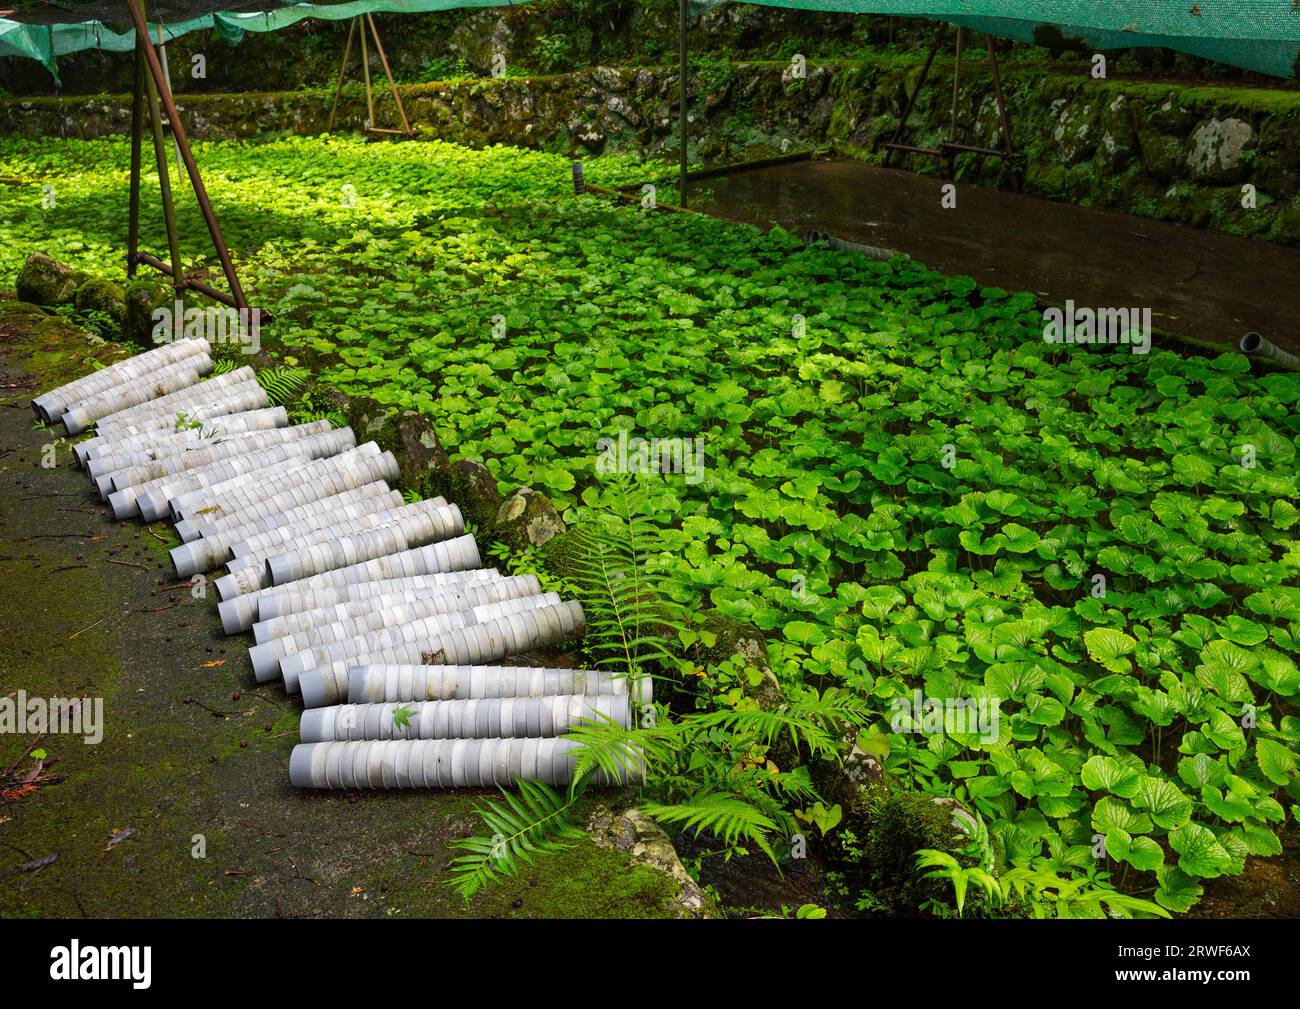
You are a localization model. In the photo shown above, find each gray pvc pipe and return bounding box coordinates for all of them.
[34,337,211,424]
[221,565,501,635]
[252,574,541,643]
[228,495,449,566]
[1240,331,1300,371]
[139,427,359,521]
[803,228,907,262]
[109,427,356,521]
[78,382,273,452]
[61,362,209,435]
[92,420,340,501]
[77,406,288,469]
[171,444,396,524]
[264,591,560,688]
[298,599,585,707]
[347,664,653,706]
[289,736,639,789]
[300,694,631,743]
[89,417,333,485]
[171,485,403,578]
[174,445,391,540]
[88,366,254,436]
[215,502,464,599]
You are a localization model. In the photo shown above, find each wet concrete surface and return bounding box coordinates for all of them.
[690,158,1300,355]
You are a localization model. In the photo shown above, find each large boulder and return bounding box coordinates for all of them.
[122,277,174,346]
[344,396,451,494]
[73,277,128,329]
[16,253,82,306]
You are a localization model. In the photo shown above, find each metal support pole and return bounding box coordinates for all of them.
[985,34,1019,193]
[156,22,184,185]
[883,22,947,166]
[125,0,251,312]
[678,0,688,208]
[143,43,185,304]
[127,39,144,279]
[360,16,374,131]
[327,17,356,133]
[366,14,411,135]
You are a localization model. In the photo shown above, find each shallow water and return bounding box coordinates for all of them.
[689,158,1300,356]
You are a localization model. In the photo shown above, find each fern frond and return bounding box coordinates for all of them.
[256,366,310,406]
[640,792,780,863]
[447,778,587,904]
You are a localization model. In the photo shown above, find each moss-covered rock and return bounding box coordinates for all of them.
[493,485,566,550]
[122,277,174,346]
[430,458,502,529]
[16,252,80,306]
[73,276,127,328]
[585,804,718,919]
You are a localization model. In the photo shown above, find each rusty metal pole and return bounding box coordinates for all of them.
[127,38,145,279]
[883,22,947,167]
[125,0,251,312]
[366,15,411,135]
[327,17,356,133]
[985,34,1019,193]
[360,16,374,131]
[678,0,687,208]
[144,44,185,305]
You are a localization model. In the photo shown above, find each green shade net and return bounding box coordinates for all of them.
[0,1,523,78]
[690,1,1300,79]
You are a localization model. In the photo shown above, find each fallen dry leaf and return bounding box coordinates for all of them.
[198,660,226,668]
[105,827,135,850]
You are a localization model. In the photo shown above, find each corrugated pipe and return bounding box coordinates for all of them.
[803,228,907,262]
[300,694,631,743]
[173,445,391,540]
[88,366,255,435]
[348,664,653,706]
[108,427,356,521]
[289,736,639,789]
[77,406,288,469]
[225,495,449,569]
[215,502,465,600]
[34,337,210,424]
[222,566,501,634]
[91,419,340,495]
[298,599,585,707]
[170,444,396,524]
[76,382,272,452]
[171,485,404,578]
[251,574,541,643]
[61,361,210,435]
[1239,331,1300,371]
[264,591,560,689]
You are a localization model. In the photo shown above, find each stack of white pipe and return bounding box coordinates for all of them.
[36,351,606,792]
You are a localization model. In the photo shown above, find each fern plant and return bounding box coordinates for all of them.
[447,475,867,903]
[255,365,310,407]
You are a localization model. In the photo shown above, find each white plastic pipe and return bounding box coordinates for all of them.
[75,382,273,454]
[34,337,210,423]
[228,495,449,566]
[89,368,256,438]
[89,417,334,484]
[300,694,631,743]
[252,574,541,643]
[61,362,208,435]
[92,366,256,430]
[289,737,638,789]
[220,565,500,635]
[298,600,585,707]
[347,664,653,705]
[171,485,404,578]
[109,427,356,521]
[171,445,396,524]
[77,406,288,468]
[264,592,559,688]
[215,503,464,599]
[174,445,390,540]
